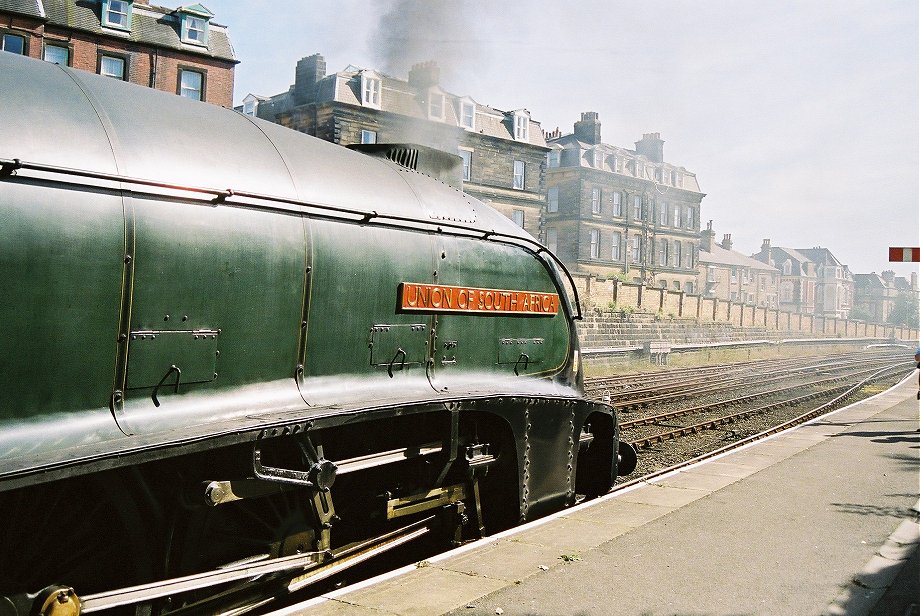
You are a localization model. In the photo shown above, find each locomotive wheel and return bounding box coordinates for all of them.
[161,487,317,613]
[0,472,157,616]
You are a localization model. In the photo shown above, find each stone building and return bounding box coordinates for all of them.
[751,240,818,315]
[0,0,236,106]
[697,224,779,306]
[543,113,705,292]
[751,242,853,318]
[245,53,549,239]
[795,247,854,319]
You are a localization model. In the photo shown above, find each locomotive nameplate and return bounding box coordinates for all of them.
[398,283,559,316]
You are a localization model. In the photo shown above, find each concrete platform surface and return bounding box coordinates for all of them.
[275,377,919,616]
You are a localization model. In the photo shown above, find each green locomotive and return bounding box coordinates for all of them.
[0,53,625,615]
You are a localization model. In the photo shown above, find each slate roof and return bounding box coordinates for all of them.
[853,273,886,290]
[547,133,703,193]
[699,244,778,271]
[0,0,43,17]
[255,60,547,147]
[4,0,236,62]
[797,247,846,268]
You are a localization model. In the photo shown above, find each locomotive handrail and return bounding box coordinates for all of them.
[0,156,584,320]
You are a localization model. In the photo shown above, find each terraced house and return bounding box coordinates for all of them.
[245,53,549,240]
[544,113,705,292]
[0,0,237,106]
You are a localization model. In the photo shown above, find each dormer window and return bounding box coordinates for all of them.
[546,149,560,168]
[513,111,529,142]
[102,0,132,30]
[428,90,445,120]
[593,149,604,169]
[178,4,212,45]
[242,95,258,117]
[458,99,475,130]
[361,71,381,109]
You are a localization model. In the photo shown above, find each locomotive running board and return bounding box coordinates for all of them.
[76,517,433,613]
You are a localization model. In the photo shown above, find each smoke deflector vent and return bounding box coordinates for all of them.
[349,143,463,187]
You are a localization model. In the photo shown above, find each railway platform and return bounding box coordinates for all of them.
[275,376,920,616]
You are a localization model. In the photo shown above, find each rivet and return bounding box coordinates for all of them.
[164,314,170,321]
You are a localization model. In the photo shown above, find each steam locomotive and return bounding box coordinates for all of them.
[0,52,627,615]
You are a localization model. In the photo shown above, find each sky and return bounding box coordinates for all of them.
[205,0,918,278]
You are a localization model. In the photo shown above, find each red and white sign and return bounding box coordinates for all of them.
[888,247,920,262]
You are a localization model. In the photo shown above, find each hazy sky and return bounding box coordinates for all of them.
[205,0,918,277]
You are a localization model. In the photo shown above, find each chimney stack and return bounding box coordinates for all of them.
[881,270,896,284]
[574,112,602,145]
[701,220,715,252]
[635,132,664,163]
[911,271,918,290]
[294,53,326,103]
[408,61,440,89]
[721,233,733,251]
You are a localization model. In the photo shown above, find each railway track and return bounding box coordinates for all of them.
[255,348,916,615]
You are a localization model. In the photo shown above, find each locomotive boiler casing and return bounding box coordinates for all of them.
[0,52,618,604]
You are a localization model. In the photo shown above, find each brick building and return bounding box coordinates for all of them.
[244,53,549,239]
[544,113,705,292]
[0,0,237,106]
[697,224,779,306]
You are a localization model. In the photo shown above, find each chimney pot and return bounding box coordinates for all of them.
[408,61,440,89]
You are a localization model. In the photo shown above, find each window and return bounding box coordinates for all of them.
[673,281,681,291]
[43,44,69,65]
[658,241,668,266]
[99,55,126,80]
[547,186,559,213]
[102,0,132,30]
[673,205,681,228]
[181,14,209,45]
[547,150,560,168]
[730,268,737,283]
[635,161,643,178]
[612,191,622,216]
[632,195,642,220]
[685,281,694,294]
[611,232,622,260]
[513,112,529,141]
[1,33,25,55]
[511,209,525,228]
[459,149,472,181]
[685,206,694,229]
[760,277,765,291]
[242,99,256,116]
[783,260,792,275]
[428,91,445,120]
[707,267,716,282]
[361,73,381,108]
[658,201,668,225]
[593,149,604,169]
[611,155,618,172]
[178,69,204,100]
[591,188,601,214]
[674,241,682,267]
[545,227,558,253]
[630,235,641,262]
[512,160,525,190]
[590,229,600,259]
[459,101,475,129]
[361,130,377,144]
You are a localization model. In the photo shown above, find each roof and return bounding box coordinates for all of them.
[853,273,886,289]
[547,132,702,193]
[699,244,779,271]
[33,0,236,63]
[260,59,547,147]
[797,247,846,268]
[0,0,43,17]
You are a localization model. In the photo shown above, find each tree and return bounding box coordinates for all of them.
[886,292,920,328]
